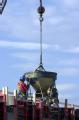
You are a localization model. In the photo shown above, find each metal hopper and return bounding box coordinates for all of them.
[25,70,57,96]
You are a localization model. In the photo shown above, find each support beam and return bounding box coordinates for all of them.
[0,0,7,14]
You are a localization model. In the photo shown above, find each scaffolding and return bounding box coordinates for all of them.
[0,87,79,120]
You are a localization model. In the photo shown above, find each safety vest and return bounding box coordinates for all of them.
[18,81,28,93]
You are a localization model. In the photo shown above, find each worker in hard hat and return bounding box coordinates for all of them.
[47,86,59,106]
[47,86,53,98]
[17,76,29,99]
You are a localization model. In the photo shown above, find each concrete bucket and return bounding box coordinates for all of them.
[25,70,57,96]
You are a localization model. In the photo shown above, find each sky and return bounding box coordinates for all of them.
[0,0,79,105]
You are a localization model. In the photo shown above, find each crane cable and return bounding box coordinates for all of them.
[40,0,42,6]
[39,0,43,67]
[36,0,45,71]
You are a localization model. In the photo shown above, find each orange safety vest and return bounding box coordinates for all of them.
[18,81,28,93]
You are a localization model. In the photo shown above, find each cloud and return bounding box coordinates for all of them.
[49,66,79,77]
[57,83,79,101]
[11,63,38,71]
[0,3,39,40]
[0,0,79,47]
[1,40,79,54]
[51,44,61,51]
[66,46,79,53]
[10,43,79,54]
[44,5,64,26]
[47,16,63,26]
[57,83,77,91]
[0,40,50,50]
[50,44,79,54]
[60,46,79,53]
[11,52,39,62]
[62,0,79,8]
[45,6,57,17]
[59,59,79,66]
[58,67,79,76]
[0,15,38,40]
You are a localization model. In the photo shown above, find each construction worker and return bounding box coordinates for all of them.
[17,76,29,99]
[47,86,53,98]
[47,86,59,105]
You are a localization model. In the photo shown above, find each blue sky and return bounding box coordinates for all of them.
[0,0,79,105]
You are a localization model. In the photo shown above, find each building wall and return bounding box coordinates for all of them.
[8,112,14,120]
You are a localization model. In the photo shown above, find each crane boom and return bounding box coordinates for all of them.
[0,0,7,14]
